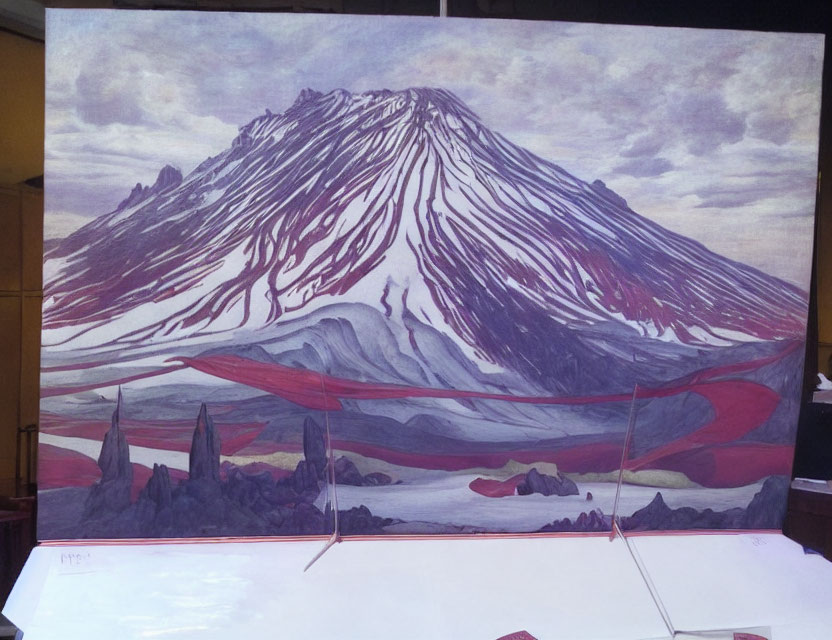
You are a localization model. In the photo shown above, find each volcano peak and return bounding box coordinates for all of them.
[44,87,806,379]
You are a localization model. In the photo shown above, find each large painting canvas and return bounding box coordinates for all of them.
[40,10,823,539]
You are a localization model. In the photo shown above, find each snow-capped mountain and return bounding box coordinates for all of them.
[43,87,807,390]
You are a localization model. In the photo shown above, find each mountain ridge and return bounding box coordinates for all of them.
[42,87,807,388]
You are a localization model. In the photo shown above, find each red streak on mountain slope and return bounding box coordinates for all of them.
[171,350,790,486]
[41,340,797,405]
[173,354,653,410]
[640,443,794,487]
[625,380,780,471]
[171,353,779,430]
[546,442,624,473]
[687,339,801,383]
[39,343,794,488]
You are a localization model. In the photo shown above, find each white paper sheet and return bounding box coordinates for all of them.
[5,536,668,640]
[629,533,832,640]
[7,534,829,640]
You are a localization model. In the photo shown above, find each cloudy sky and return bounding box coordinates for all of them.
[45,11,823,286]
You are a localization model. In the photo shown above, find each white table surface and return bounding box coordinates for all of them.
[629,532,832,640]
[4,533,831,640]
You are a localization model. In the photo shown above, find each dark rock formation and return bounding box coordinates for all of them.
[538,509,610,532]
[292,460,321,496]
[329,455,392,487]
[232,130,253,150]
[621,492,744,531]
[537,477,789,534]
[338,505,397,535]
[303,416,327,479]
[141,464,172,509]
[301,416,391,488]
[132,464,174,534]
[590,179,629,210]
[117,183,146,212]
[153,164,183,191]
[225,466,297,509]
[516,468,579,497]
[742,475,789,529]
[333,456,365,486]
[586,491,593,501]
[82,401,398,538]
[116,164,183,210]
[189,403,221,483]
[84,389,132,517]
[622,492,673,530]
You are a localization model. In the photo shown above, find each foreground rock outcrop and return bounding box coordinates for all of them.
[517,468,579,497]
[189,403,221,482]
[82,397,395,538]
[535,475,791,533]
[83,388,132,517]
[538,509,611,532]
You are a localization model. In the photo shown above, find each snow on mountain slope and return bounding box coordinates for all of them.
[42,88,807,386]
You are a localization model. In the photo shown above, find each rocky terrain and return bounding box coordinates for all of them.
[81,393,396,538]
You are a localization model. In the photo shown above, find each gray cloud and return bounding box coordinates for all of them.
[695,192,763,209]
[620,132,666,158]
[75,66,147,126]
[670,93,747,156]
[614,157,674,178]
[692,164,818,209]
[44,12,823,285]
[748,111,796,145]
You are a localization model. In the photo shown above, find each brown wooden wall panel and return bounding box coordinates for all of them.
[784,489,832,561]
[0,188,22,292]
[0,473,14,497]
[820,345,832,376]
[21,188,43,292]
[0,296,21,494]
[21,296,41,431]
[0,185,42,497]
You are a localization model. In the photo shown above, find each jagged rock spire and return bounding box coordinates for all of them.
[140,463,172,509]
[115,164,182,210]
[189,403,221,482]
[303,416,327,479]
[85,387,133,516]
[97,386,131,485]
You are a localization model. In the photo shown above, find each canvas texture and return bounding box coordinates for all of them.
[39,10,823,539]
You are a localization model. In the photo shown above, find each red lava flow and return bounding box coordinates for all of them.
[173,350,789,487]
[40,341,797,489]
[468,474,527,498]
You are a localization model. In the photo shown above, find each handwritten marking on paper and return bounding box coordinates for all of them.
[60,552,91,566]
[58,551,96,574]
